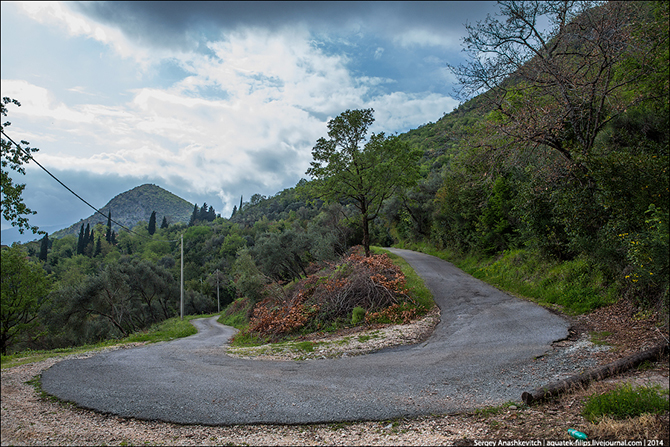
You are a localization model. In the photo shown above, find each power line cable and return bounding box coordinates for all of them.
[2,130,180,242]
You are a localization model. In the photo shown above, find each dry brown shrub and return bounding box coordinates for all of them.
[310,251,410,321]
[244,249,414,340]
[589,413,670,440]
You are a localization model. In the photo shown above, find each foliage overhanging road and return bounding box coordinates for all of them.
[41,249,572,425]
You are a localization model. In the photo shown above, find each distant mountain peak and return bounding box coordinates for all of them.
[51,184,194,239]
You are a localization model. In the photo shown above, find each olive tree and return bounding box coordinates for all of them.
[1,246,50,354]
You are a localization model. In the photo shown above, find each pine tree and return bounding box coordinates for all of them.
[148,211,157,235]
[160,216,169,229]
[106,210,112,243]
[39,233,49,262]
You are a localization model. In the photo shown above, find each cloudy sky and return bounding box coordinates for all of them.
[1,1,498,243]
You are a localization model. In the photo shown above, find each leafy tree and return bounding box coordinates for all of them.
[69,263,134,337]
[148,210,157,235]
[119,257,179,322]
[233,249,268,304]
[252,228,313,282]
[1,97,40,234]
[1,247,50,354]
[307,109,421,256]
[220,232,247,259]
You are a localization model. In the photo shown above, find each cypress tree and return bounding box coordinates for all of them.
[189,204,199,226]
[231,205,237,218]
[89,229,95,248]
[207,205,216,222]
[39,233,49,262]
[239,195,243,212]
[94,236,102,257]
[106,210,112,243]
[77,224,85,255]
[161,216,169,229]
[84,223,90,248]
[148,211,157,235]
[199,202,209,221]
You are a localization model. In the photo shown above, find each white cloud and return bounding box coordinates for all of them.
[1,79,94,123]
[3,9,462,217]
[393,29,461,49]
[15,1,159,67]
[370,92,459,132]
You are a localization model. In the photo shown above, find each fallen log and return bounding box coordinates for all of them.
[522,342,668,405]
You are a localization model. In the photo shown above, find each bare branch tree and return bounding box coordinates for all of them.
[449,1,665,169]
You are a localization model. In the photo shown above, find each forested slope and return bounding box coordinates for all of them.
[3,1,667,356]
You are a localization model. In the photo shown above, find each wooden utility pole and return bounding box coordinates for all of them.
[180,234,184,320]
[216,268,220,313]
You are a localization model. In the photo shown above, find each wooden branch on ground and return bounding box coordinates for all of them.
[522,342,668,405]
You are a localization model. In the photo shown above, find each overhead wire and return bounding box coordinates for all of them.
[2,130,181,242]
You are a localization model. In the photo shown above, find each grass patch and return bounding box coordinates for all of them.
[1,313,219,369]
[590,331,613,346]
[582,384,669,423]
[402,243,616,315]
[218,298,252,330]
[371,246,434,310]
[228,330,269,347]
[357,331,381,343]
[294,341,316,353]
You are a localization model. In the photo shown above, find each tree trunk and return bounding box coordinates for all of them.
[362,213,371,257]
[522,342,668,405]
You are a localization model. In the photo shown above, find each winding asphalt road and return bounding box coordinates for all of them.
[41,248,571,425]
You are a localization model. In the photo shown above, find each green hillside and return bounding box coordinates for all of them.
[51,184,193,238]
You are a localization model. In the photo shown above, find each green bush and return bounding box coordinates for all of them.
[351,306,366,325]
[582,384,669,422]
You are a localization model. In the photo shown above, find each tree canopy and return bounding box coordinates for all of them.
[1,97,40,234]
[1,246,51,354]
[307,109,421,256]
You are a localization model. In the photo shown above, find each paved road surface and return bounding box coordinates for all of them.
[41,248,571,425]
